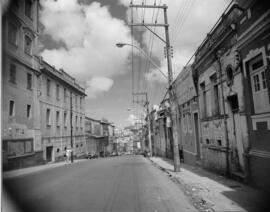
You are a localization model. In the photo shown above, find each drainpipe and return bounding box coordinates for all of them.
[217,50,231,177]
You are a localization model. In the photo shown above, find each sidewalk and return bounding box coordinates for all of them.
[149,157,267,212]
[3,159,87,179]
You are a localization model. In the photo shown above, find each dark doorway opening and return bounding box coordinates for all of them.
[194,112,201,161]
[46,146,53,162]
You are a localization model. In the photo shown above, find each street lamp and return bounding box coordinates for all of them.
[115,42,168,79]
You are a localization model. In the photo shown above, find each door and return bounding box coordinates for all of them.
[46,146,53,162]
[194,113,201,160]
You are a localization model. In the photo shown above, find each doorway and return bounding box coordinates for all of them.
[194,112,201,161]
[46,146,53,162]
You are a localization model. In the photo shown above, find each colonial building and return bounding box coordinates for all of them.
[108,123,115,154]
[237,0,270,191]
[2,0,42,169]
[154,99,173,158]
[85,117,115,157]
[39,60,86,162]
[193,3,246,177]
[173,66,200,166]
[85,117,102,156]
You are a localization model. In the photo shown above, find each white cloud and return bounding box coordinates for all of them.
[145,50,189,83]
[85,77,113,99]
[126,114,137,125]
[40,0,132,97]
[118,0,230,83]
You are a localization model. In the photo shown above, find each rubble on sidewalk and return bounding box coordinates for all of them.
[150,157,266,212]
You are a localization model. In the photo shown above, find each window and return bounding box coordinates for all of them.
[56,84,60,100]
[80,97,82,108]
[200,82,207,118]
[63,112,67,128]
[27,73,32,89]
[47,79,50,96]
[262,71,267,89]
[249,53,270,113]
[253,74,260,92]
[9,100,15,116]
[75,95,78,107]
[227,94,239,112]
[7,139,33,157]
[46,109,51,126]
[8,23,18,46]
[56,111,60,127]
[187,113,192,133]
[210,74,220,115]
[226,65,234,86]
[9,64,16,84]
[27,104,31,118]
[80,117,82,130]
[182,114,187,134]
[64,88,67,102]
[76,116,78,130]
[25,0,33,19]
[24,35,32,55]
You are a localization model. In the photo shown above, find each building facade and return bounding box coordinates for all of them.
[237,0,270,191]
[85,117,115,157]
[193,3,247,176]
[2,0,43,169]
[39,60,86,162]
[173,66,200,166]
[85,117,101,156]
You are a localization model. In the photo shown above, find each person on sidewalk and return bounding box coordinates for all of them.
[65,149,71,164]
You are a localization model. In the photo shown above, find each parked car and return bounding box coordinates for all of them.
[86,152,98,159]
[110,152,117,157]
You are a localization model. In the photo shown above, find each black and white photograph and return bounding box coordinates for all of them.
[1,0,270,211]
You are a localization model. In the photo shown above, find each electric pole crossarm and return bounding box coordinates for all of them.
[143,25,166,44]
[129,23,169,27]
[130,4,167,9]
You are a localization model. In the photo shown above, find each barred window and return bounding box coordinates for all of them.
[8,23,18,45]
[27,73,32,89]
[9,64,16,84]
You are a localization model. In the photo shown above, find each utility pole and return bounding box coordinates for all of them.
[70,95,74,163]
[163,5,181,172]
[133,92,152,157]
[129,3,180,171]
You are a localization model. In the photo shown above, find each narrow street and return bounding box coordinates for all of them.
[4,156,197,212]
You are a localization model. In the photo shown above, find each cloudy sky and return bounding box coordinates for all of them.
[39,0,230,128]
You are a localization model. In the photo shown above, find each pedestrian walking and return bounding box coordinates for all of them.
[66,148,71,164]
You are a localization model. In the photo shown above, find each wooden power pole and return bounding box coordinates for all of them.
[129,3,180,171]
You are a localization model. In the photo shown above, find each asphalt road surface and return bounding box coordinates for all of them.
[4,155,197,212]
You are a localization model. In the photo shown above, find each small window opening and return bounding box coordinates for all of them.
[227,94,239,113]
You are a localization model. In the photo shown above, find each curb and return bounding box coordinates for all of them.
[148,157,215,212]
[3,159,87,179]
